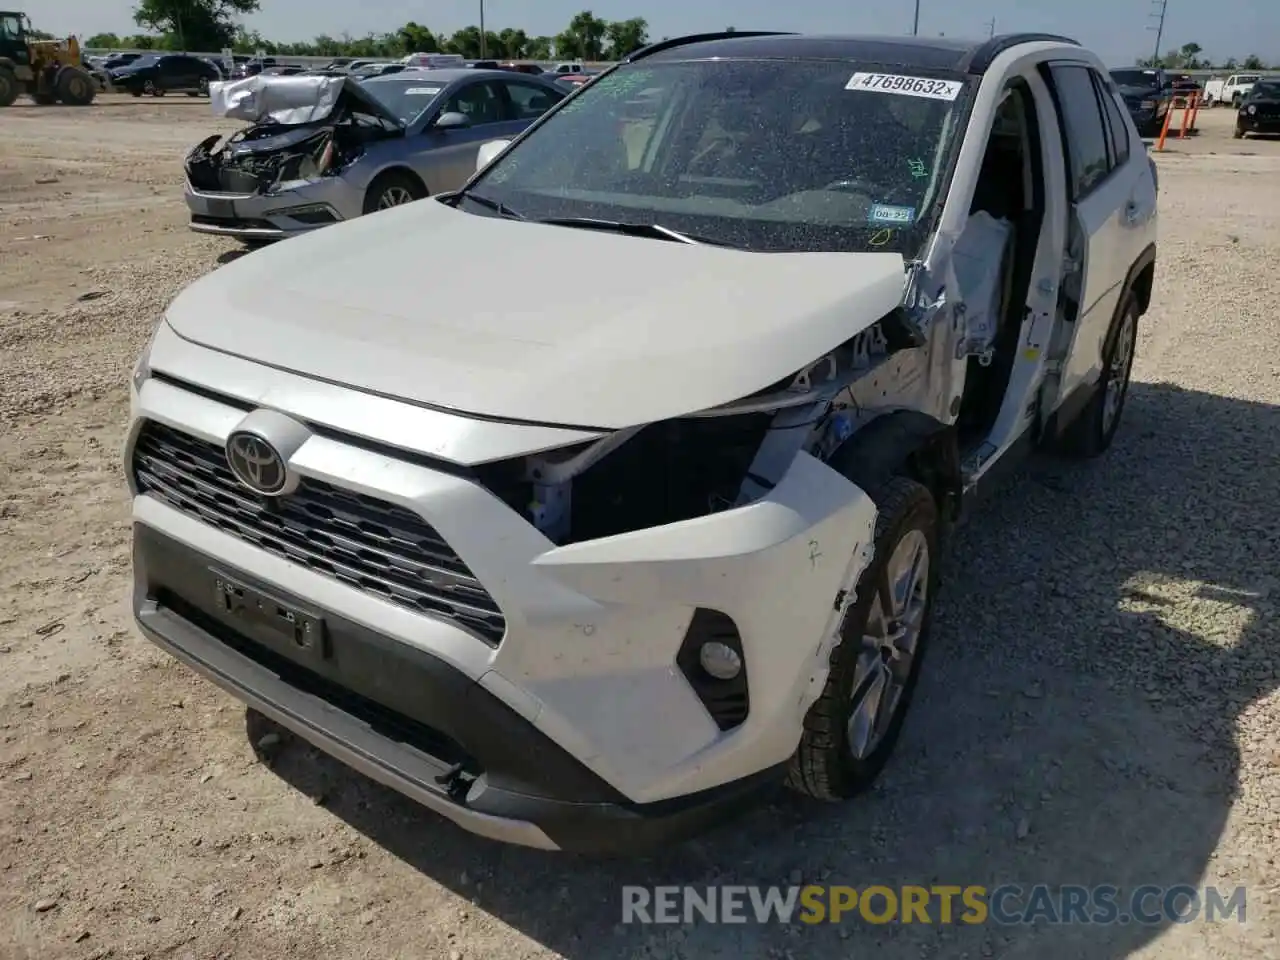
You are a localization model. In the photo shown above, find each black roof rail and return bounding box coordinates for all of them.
[964,33,1081,73]
[624,31,798,64]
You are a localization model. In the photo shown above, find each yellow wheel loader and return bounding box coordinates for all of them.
[0,11,96,107]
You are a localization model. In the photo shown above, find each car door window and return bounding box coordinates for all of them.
[1093,72,1131,168]
[444,81,504,125]
[1047,64,1112,200]
[501,81,563,120]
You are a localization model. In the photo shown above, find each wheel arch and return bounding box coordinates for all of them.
[367,164,428,197]
[1126,242,1157,316]
[826,410,962,525]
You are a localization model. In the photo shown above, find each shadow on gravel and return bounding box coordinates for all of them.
[252,379,1279,960]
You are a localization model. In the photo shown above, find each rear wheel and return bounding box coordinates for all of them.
[54,66,95,106]
[1057,289,1140,459]
[362,170,427,215]
[787,476,939,801]
[197,76,210,96]
[0,67,16,107]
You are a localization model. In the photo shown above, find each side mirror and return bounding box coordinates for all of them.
[433,111,471,130]
[475,138,512,172]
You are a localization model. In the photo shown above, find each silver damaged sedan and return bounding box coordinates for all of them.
[183,69,565,243]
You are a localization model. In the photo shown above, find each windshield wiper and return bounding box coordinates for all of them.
[460,191,526,220]
[534,217,739,247]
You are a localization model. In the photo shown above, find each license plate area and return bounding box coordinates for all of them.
[211,569,328,661]
[205,198,235,219]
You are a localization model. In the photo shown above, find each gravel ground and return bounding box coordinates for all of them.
[1,99,1278,960]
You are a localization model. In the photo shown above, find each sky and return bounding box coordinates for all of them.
[32,0,1280,67]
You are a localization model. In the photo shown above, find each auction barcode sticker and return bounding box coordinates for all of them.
[846,72,962,101]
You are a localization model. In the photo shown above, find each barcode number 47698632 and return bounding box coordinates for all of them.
[845,72,963,101]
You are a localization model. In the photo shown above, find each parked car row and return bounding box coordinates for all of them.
[1234,77,1280,138]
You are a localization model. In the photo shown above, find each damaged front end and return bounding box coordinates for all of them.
[184,75,403,196]
[473,301,940,548]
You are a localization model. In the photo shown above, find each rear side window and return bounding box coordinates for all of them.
[1094,74,1131,167]
[502,81,562,120]
[1047,64,1111,199]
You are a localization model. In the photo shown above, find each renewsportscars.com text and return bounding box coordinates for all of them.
[621,884,1247,926]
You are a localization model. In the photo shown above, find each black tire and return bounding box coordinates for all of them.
[54,66,95,106]
[1057,288,1140,459]
[31,91,56,105]
[198,77,210,96]
[0,67,20,107]
[130,88,142,98]
[1233,127,1246,139]
[787,476,940,801]
[362,170,427,215]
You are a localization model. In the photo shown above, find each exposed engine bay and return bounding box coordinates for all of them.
[184,76,403,195]
[475,313,925,546]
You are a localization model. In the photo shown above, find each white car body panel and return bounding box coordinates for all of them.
[162,195,908,429]
[129,371,878,801]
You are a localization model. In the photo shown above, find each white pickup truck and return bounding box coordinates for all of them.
[1202,73,1261,107]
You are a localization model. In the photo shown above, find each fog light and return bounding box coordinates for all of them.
[699,641,743,681]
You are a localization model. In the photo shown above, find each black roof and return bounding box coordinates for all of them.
[630,32,1080,76]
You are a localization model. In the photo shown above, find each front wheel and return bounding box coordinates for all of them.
[0,67,17,107]
[1233,126,1246,139]
[787,476,939,801]
[362,171,427,215]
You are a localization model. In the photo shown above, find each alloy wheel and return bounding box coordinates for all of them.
[1102,306,1137,436]
[377,186,416,209]
[846,529,930,760]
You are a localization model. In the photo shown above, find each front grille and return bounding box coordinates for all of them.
[132,421,506,645]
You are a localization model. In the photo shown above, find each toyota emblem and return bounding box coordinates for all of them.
[226,431,288,495]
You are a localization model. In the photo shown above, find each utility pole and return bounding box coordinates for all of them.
[984,17,996,38]
[912,0,920,36]
[479,0,487,59]
[1148,0,1168,65]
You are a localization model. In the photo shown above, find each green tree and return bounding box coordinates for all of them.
[85,32,123,47]
[1177,42,1204,68]
[397,22,439,54]
[526,35,553,59]
[555,10,607,60]
[1242,54,1265,69]
[1220,56,1239,70]
[498,27,529,58]
[133,0,260,52]
[604,17,648,58]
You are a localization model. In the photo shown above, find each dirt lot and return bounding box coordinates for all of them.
[1,97,1278,960]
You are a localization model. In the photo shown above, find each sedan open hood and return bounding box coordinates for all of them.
[209,73,403,128]
[162,199,908,430]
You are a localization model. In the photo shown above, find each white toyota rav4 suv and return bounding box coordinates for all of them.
[127,32,1158,853]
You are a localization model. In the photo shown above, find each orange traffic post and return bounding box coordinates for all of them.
[1187,91,1202,135]
[1178,92,1194,138]
[1155,101,1176,151]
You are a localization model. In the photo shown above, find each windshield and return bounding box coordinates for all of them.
[359,78,446,124]
[1110,69,1160,88]
[1250,81,1280,98]
[467,58,968,253]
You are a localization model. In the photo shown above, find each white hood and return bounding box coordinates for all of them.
[164,199,907,429]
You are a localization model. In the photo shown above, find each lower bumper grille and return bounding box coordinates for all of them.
[131,421,506,645]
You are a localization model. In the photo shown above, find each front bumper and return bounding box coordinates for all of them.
[133,526,784,853]
[184,178,353,241]
[1237,112,1280,134]
[126,349,879,851]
